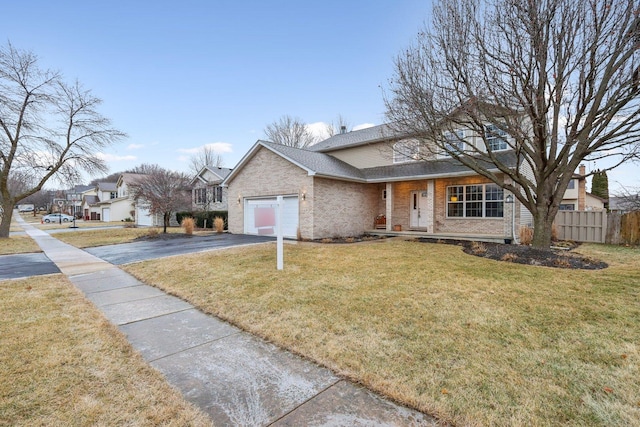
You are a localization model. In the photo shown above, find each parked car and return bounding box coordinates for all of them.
[41,213,75,223]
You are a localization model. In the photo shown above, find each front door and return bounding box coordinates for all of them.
[410,191,429,229]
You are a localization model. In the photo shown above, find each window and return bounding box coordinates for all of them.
[444,130,465,154]
[213,186,223,203]
[446,184,504,218]
[393,140,420,163]
[484,124,508,151]
[567,179,575,189]
[110,191,117,199]
[559,203,575,211]
[194,188,207,204]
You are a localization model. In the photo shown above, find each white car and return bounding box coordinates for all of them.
[42,213,75,223]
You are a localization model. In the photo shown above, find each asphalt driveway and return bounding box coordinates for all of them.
[85,233,274,265]
[0,253,60,280]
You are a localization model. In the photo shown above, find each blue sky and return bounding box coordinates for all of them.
[3,1,431,173]
[3,1,637,192]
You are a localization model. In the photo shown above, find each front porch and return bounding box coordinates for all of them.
[366,229,511,244]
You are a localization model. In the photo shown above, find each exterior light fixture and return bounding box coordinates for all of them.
[301,192,306,201]
[505,194,514,203]
[237,195,241,204]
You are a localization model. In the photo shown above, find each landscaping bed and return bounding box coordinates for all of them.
[416,238,608,270]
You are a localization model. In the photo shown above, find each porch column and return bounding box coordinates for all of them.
[385,182,393,231]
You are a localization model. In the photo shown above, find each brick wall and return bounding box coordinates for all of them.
[226,147,312,236]
[312,178,378,238]
[433,176,507,235]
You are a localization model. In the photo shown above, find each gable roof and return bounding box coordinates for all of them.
[117,173,146,187]
[190,165,233,186]
[96,181,117,192]
[82,195,99,206]
[223,140,519,186]
[310,124,405,152]
[222,140,366,185]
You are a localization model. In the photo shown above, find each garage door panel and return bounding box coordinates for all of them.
[244,196,298,238]
[136,205,153,226]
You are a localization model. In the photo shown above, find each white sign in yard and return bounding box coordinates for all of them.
[252,195,284,270]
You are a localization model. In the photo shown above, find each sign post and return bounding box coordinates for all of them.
[253,197,284,270]
[57,200,64,224]
[276,196,283,270]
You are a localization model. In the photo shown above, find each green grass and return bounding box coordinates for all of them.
[0,275,210,426]
[124,240,640,426]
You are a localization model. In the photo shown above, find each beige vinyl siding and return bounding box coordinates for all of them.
[326,142,394,168]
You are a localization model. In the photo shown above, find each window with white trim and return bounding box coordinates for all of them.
[446,184,504,218]
[559,203,575,211]
[393,140,420,163]
[484,124,508,151]
[444,130,465,154]
[213,186,223,203]
[194,188,207,204]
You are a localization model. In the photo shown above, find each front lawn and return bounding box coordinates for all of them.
[123,240,640,426]
[0,275,210,426]
[0,235,41,255]
[52,227,184,248]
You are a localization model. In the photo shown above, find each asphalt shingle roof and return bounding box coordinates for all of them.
[309,124,404,152]
[260,141,366,181]
[261,141,518,183]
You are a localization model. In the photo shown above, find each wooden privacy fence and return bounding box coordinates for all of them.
[554,211,607,243]
[606,211,640,245]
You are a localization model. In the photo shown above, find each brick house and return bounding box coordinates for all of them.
[223,124,533,240]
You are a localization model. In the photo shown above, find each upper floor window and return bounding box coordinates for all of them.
[393,140,420,163]
[213,186,223,203]
[567,179,575,190]
[194,188,207,204]
[446,184,504,218]
[559,203,575,211]
[110,191,117,199]
[444,130,466,154]
[484,124,508,151]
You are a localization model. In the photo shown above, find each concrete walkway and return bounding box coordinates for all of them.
[17,215,437,426]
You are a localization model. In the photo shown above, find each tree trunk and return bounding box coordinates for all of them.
[531,206,555,249]
[163,212,169,233]
[0,199,15,238]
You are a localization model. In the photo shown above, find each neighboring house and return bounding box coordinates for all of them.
[559,165,606,211]
[82,175,143,222]
[82,181,116,220]
[190,166,232,211]
[223,124,593,240]
[609,194,640,213]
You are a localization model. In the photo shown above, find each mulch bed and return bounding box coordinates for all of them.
[416,238,608,270]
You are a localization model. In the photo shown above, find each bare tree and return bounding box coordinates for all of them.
[385,0,640,248]
[188,145,224,176]
[264,115,318,148]
[22,188,52,215]
[127,165,191,233]
[0,42,126,237]
[325,114,352,137]
[612,186,640,212]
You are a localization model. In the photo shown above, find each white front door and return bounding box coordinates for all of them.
[410,191,429,229]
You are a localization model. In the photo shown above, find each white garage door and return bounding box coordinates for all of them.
[102,207,110,222]
[136,205,153,226]
[244,196,299,238]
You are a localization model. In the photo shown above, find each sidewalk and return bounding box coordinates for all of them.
[18,215,437,426]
